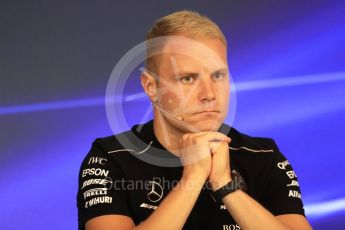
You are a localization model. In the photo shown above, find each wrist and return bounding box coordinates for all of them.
[210,175,232,191]
[180,172,207,191]
[212,170,248,202]
[182,169,208,184]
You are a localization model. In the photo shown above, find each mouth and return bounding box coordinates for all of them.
[193,110,220,115]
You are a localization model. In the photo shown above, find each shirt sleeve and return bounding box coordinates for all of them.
[261,140,306,216]
[77,139,132,229]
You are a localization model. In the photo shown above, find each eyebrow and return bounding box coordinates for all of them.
[211,68,228,74]
[171,68,228,79]
[175,72,199,77]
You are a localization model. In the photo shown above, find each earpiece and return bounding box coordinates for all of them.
[152,103,184,121]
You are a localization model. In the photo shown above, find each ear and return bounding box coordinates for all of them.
[140,70,158,102]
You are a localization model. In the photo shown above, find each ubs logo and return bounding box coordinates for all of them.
[147,181,163,203]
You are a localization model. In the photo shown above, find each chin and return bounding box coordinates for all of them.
[191,119,223,132]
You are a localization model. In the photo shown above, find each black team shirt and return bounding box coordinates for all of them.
[77,120,305,230]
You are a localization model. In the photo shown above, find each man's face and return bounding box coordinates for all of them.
[154,37,230,132]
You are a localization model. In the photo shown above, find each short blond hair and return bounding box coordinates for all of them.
[146,10,227,72]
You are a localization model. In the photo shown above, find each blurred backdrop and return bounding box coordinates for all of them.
[1,1,345,229]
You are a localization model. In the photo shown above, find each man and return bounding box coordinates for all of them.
[77,10,312,230]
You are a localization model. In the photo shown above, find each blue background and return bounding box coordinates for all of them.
[1,1,344,229]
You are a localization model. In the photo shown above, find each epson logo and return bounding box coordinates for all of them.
[82,168,109,177]
[88,157,107,165]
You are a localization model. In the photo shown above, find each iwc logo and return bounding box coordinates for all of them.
[147,181,163,203]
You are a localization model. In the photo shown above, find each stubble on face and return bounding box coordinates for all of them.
[153,37,230,134]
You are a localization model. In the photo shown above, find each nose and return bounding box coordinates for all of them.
[198,76,215,102]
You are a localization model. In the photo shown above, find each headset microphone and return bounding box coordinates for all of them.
[152,103,184,121]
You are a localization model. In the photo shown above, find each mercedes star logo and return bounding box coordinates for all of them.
[147,181,163,203]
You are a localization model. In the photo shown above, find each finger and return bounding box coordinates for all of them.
[200,132,231,143]
[209,141,229,153]
[182,131,230,142]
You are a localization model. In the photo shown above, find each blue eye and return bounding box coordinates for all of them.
[212,72,226,81]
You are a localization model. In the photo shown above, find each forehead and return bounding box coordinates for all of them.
[156,37,228,74]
